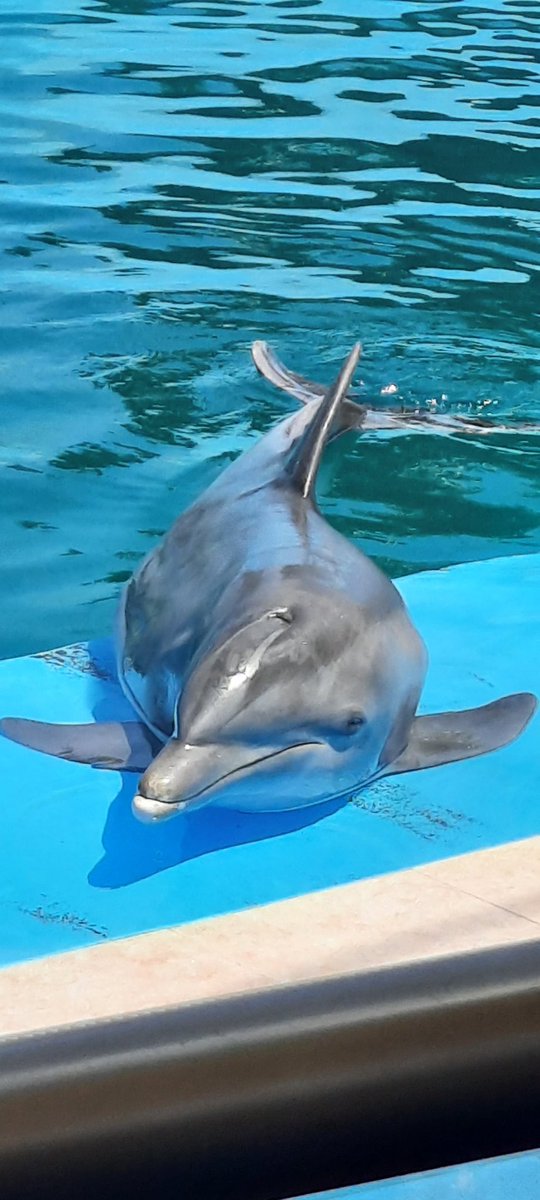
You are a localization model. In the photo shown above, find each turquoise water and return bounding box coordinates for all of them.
[1,0,539,660]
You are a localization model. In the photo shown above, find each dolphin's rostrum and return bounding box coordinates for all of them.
[2,342,537,822]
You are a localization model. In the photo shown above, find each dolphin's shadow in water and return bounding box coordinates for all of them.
[85,640,344,889]
[89,772,344,889]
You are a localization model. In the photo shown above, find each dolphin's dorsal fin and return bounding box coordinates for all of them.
[284,343,362,499]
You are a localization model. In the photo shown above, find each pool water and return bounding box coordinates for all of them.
[1,0,539,660]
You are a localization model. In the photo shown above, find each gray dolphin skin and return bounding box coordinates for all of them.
[1,342,537,824]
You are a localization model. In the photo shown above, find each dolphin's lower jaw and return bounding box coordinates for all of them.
[132,793,182,823]
[132,740,323,823]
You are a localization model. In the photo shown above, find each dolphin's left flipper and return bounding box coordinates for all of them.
[0,717,159,771]
[384,692,537,776]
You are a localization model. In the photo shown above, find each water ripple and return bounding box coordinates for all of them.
[0,0,539,656]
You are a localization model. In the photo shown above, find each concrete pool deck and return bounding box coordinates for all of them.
[0,833,538,1039]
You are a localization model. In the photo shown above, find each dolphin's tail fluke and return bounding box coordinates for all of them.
[252,341,540,439]
[252,340,366,437]
[252,341,329,405]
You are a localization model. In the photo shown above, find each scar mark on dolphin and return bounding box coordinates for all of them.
[19,903,108,940]
[34,644,115,683]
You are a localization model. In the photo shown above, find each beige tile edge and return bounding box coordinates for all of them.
[0,835,538,1040]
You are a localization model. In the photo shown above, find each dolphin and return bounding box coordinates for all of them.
[1,342,536,823]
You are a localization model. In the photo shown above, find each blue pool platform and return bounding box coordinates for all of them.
[0,554,538,968]
[295,1149,540,1200]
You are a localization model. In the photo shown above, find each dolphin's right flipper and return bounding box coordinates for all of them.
[383,692,537,776]
[0,717,158,771]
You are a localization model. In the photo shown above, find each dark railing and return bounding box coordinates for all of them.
[0,938,539,1200]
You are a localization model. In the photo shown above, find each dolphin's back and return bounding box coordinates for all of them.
[117,348,406,736]
[117,466,404,739]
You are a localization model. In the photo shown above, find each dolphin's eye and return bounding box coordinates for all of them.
[345,714,366,734]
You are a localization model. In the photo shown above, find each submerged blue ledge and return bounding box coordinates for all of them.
[294,1149,540,1200]
[0,554,538,968]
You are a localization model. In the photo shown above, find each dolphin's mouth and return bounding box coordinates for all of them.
[133,741,319,822]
